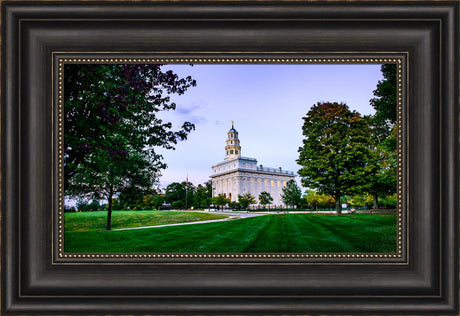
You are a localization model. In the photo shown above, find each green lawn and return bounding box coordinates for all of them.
[65,212,397,253]
[64,210,229,232]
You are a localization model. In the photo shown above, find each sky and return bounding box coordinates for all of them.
[155,64,383,190]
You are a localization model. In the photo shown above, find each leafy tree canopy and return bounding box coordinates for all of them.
[238,193,256,210]
[164,181,195,205]
[258,191,273,206]
[297,102,375,213]
[281,179,302,208]
[212,194,230,210]
[304,190,335,210]
[370,64,397,125]
[64,64,196,192]
[367,64,398,208]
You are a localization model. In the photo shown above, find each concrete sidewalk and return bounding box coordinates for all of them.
[111,216,244,231]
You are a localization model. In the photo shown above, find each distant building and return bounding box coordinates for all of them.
[210,122,295,206]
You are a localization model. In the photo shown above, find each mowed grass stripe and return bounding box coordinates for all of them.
[65,216,271,253]
[305,215,397,252]
[184,215,272,252]
[65,213,397,253]
[65,211,229,232]
[243,215,303,252]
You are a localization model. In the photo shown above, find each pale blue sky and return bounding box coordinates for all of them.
[156,64,383,190]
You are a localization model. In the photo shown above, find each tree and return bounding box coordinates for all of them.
[194,183,212,209]
[228,201,241,210]
[111,198,123,210]
[258,191,273,208]
[164,181,195,207]
[67,149,156,229]
[238,193,256,210]
[317,194,335,210]
[348,194,368,208]
[164,182,185,204]
[64,64,196,191]
[370,64,397,125]
[142,194,164,210]
[64,64,196,229]
[212,194,229,211]
[119,185,146,209]
[367,64,398,208]
[304,189,335,211]
[366,143,397,209]
[76,200,101,212]
[171,200,185,209]
[281,180,302,209]
[152,195,165,210]
[297,102,375,214]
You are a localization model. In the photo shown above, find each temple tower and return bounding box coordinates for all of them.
[224,121,241,160]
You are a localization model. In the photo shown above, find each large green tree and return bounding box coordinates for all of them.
[64,64,196,229]
[367,64,398,208]
[281,179,302,209]
[297,102,375,214]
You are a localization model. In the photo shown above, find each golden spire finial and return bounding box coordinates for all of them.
[232,120,234,128]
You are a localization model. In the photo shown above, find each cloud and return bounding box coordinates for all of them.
[175,102,207,125]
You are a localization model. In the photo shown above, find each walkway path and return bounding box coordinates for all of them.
[111,211,265,231]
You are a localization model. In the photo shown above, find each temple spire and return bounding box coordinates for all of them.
[225,122,241,160]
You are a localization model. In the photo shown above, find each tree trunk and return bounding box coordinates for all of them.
[373,194,379,210]
[106,184,114,230]
[335,194,342,214]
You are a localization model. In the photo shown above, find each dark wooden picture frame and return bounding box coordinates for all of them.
[2,1,458,315]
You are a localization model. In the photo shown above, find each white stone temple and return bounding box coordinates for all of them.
[210,122,295,206]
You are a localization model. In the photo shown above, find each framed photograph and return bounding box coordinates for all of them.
[2,1,458,315]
